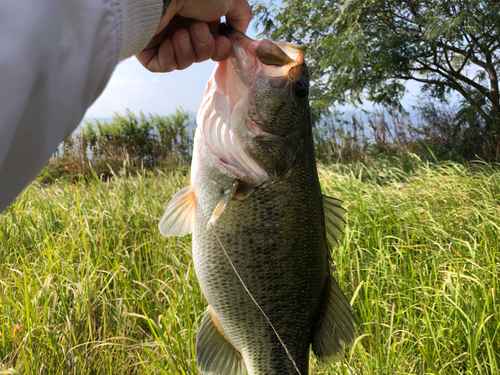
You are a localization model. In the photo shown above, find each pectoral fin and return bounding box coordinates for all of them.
[158,186,196,237]
[207,180,240,229]
[323,195,347,248]
[196,306,246,375]
[312,271,356,363]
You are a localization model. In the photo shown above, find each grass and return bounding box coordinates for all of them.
[0,156,499,374]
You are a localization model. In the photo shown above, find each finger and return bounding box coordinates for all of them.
[207,19,221,33]
[225,0,253,33]
[156,37,178,72]
[172,28,197,70]
[144,26,169,50]
[138,37,177,72]
[190,22,216,63]
[153,0,181,35]
[211,34,232,62]
[136,46,158,69]
[136,26,176,72]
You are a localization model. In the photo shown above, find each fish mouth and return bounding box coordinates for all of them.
[195,26,308,185]
[218,24,287,139]
[219,23,305,138]
[219,23,305,67]
[218,22,236,37]
[219,23,306,83]
[219,23,260,83]
[218,23,248,47]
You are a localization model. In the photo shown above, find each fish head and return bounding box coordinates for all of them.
[196,24,311,184]
[223,24,310,137]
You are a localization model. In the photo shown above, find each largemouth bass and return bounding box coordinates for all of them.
[159,24,355,375]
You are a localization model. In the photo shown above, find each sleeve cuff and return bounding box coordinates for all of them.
[117,0,164,61]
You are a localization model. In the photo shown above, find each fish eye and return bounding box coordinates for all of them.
[293,81,308,99]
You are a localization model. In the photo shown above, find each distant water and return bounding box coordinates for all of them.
[332,107,420,122]
[79,113,198,133]
[76,106,436,147]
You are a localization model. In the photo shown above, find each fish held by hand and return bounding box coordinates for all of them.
[159,23,356,375]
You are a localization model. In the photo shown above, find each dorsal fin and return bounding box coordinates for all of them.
[158,186,196,237]
[322,195,347,248]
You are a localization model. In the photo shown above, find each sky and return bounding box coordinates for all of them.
[82,21,450,122]
[84,57,216,119]
[83,22,261,121]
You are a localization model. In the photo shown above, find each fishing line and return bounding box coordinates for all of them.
[209,223,302,375]
[342,356,358,375]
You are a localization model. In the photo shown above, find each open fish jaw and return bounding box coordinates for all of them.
[195,28,307,185]
[196,62,268,184]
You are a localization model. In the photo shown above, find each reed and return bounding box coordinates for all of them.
[1,157,498,374]
[39,109,194,184]
[40,104,500,185]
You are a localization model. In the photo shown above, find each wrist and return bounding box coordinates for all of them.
[118,0,164,60]
[154,0,187,35]
[162,0,171,17]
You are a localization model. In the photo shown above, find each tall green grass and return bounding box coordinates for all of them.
[1,157,499,374]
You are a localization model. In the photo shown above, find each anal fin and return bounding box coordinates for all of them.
[311,270,356,363]
[196,306,246,375]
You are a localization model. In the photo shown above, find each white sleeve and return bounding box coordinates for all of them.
[0,0,163,211]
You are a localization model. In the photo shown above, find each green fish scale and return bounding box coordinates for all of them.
[193,148,330,375]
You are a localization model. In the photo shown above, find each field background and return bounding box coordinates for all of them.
[1,157,499,374]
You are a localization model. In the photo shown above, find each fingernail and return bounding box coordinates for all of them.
[193,23,210,44]
[216,43,231,58]
[177,33,191,53]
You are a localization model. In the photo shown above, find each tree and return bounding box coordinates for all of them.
[254,0,500,135]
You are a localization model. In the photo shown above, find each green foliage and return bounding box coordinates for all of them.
[313,103,499,164]
[39,109,193,183]
[318,159,500,374]
[82,109,192,166]
[254,0,500,137]
[1,159,499,373]
[82,109,193,166]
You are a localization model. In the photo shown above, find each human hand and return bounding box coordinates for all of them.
[136,0,252,72]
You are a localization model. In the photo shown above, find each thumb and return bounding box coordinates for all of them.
[225,0,252,33]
